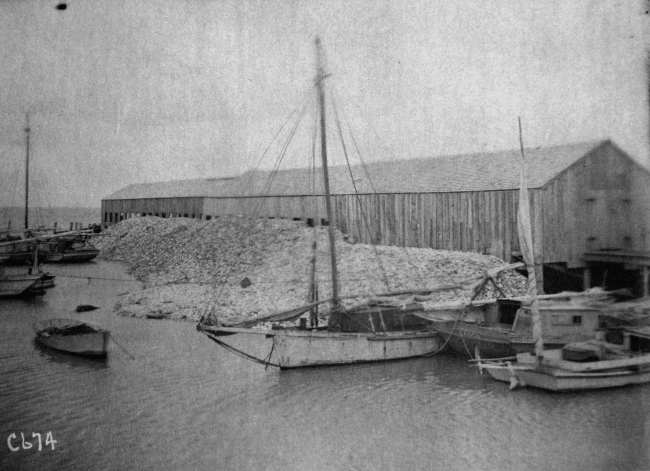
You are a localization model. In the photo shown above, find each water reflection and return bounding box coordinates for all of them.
[1,261,650,471]
[32,339,109,370]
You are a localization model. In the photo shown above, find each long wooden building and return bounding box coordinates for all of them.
[102,140,650,294]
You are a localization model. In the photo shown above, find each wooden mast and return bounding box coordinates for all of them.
[24,113,30,230]
[314,36,340,311]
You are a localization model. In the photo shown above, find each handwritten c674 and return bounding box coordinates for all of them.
[7,432,57,451]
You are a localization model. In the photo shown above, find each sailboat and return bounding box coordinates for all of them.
[0,114,97,267]
[197,38,454,369]
[0,269,44,297]
[0,116,53,297]
[40,232,100,263]
[0,244,49,297]
[476,120,650,391]
[0,115,36,265]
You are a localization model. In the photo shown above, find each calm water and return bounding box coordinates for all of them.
[1,261,650,471]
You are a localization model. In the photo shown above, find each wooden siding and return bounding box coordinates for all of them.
[100,141,650,270]
[328,191,523,261]
[537,142,650,268]
[101,197,205,227]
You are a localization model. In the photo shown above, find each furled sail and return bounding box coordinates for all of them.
[517,118,543,357]
[216,300,329,328]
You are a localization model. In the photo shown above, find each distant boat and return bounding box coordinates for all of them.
[39,232,99,263]
[0,115,99,266]
[0,272,44,297]
[43,246,100,263]
[0,235,36,266]
[34,319,109,357]
[0,115,37,265]
[31,272,55,290]
[0,245,51,297]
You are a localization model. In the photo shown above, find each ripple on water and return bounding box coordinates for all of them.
[2,261,650,471]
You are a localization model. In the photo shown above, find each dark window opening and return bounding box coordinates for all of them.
[184,214,188,218]
[206,216,212,221]
[306,218,314,228]
[321,219,329,226]
[572,316,582,325]
[162,213,166,218]
[496,299,522,325]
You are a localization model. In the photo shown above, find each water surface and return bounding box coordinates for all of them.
[1,261,649,470]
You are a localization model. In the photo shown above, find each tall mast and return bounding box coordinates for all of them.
[314,36,340,309]
[24,113,30,230]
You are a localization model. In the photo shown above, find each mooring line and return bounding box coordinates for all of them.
[51,274,141,282]
[109,335,136,360]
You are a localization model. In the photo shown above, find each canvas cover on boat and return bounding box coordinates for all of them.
[328,303,432,333]
[35,319,100,336]
[215,301,324,328]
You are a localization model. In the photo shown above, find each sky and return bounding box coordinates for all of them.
[0,0,648,207]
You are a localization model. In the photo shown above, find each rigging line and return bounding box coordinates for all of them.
[336,94,443,288]
[331,97,391,291]
[264,341,276,370]
[238,85,313,198]
[423,302,477,357]
[252,103,308,216]
[109,334,136,360]
[310,111,318,212]
[49,274,142,282]
[200,103,311,324]
[254,107,303,209]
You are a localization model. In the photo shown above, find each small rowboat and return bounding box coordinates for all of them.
[34,319,109,357]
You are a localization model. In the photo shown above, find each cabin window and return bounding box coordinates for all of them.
[321,218,329,226]
[206,216,212,221]
[496,300,521,325]
[104,213,108,222]
[573,316,582,325]
[119,213,124,221]
[307,218,314,228]
[108,213,113,223]
[162,213,166,218]
[184,214,188,218]
[191,214,195,218]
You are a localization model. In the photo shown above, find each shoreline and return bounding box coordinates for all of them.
[95,216,528,322]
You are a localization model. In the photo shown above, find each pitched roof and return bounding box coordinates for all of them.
[104,140,606,200]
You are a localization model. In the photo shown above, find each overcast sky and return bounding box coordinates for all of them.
[0,0,648,207]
